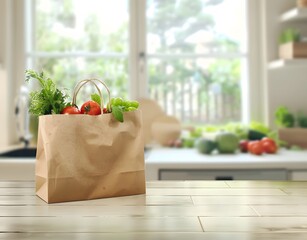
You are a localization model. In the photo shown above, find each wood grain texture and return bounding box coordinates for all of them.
[146,187,287,196]
[226,181,307,188]
[192,195,307,205]
[0,205,257,217]
[0,181,35,188]
[146,180,229,188]
[0,187,35,195]
[1,232,307,240]
[199,216,307,233]
[0,195,193,206]
[1,180,307,239]
[0,216,202,233]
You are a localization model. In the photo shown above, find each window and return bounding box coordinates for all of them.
[26,0,129,98]
[26,0,248,124]
[146,0,247,124]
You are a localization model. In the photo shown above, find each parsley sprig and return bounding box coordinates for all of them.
[25,70,69,115]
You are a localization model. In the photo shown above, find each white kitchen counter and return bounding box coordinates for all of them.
[0,145,36,181]
[0,159,35,181]
[1,148,307,181]
[145,148,307,180]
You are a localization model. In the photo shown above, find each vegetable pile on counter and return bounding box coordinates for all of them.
[166,121,281,156]
[25,70,139,122]
[239,138,278,155]
[196,132,240,155]
[195,130,278,156]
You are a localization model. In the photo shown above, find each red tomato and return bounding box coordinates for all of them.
[248,141,257,152]
[61,106,81,114]
[80,101,101,115]
[260,137,277,154]
[262,141,278,154]
[248,141,263,155]
[261,137,275,145]
[239,140,249,153]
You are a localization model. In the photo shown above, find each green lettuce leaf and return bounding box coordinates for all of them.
[112,105,124,122]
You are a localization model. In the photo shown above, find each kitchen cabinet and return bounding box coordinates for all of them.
[145,148,307,181]
[159,169,288,181]
[291,170,307,180]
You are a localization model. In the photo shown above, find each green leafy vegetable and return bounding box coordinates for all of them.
[201,125,220,133]
[275,106,295,128]
[112,105,124,122]
[247,129,266,141]
[222,122,248,140]
[249,121,270,135]
[189,128,203,138]
[297,112,307,128]
[25,69,69,115]
[91,93,101,106]
[107,97,140,122]
[182,138,195,148]
[190,123,248,140]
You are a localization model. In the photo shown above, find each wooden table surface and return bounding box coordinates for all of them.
[1,181,307,239]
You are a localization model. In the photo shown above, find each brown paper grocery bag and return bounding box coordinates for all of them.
[35,79,146,203]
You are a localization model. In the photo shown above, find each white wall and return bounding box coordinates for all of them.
[0,0,9,147]
[268,69,307,116]
[0,0,25,148]
[261,0,307,128]
[0,69,9,147]
[0,1,5,65]
[247,0,265,123]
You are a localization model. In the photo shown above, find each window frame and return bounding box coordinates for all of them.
[24,0,257,121]
[140,0,252,124]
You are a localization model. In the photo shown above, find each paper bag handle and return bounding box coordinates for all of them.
[72,78,111,114]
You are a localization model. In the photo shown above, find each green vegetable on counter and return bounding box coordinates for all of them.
[275,106,295,128]
[222,122,248,140]
[182,138,195,148]
[189,128,203,138]
[25,70,69,115]
[247,129,266,141]
[249,121,270,135]
[297,112,307,128]
[215,132,239,154]
[196,138,216,154]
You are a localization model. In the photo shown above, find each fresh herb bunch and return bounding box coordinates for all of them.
[25,69,69,115]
